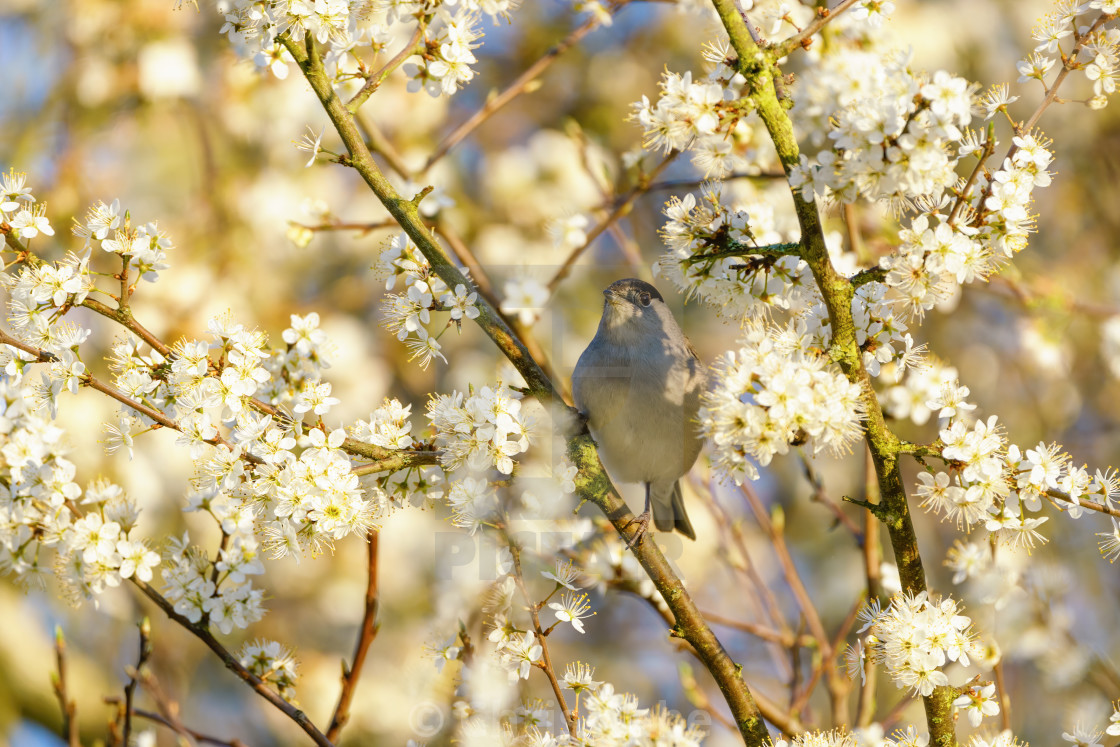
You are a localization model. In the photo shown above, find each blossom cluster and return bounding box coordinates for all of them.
[162,530,265,635]
[878,355,962,426]
[74,197,173,283]
[632,54,775,179]
[699,321,866,484]
[881,132,1053,320]
[575,681,705,746]
[654,181,923,386]
[789,53,975,208]
[208,0,518,98]
[424,537,706,745]
[1023,2,1120,110]
[402,6,485,98]
[447,653,705,745]
[238,638,299,702]
[0,377,159,601]
[909,378,1118,555]
[377,231,479,369]
[859,592,980,698]
[653,183,817,321]
[779,3,1064,324]
[427,382,532,476]
[0,185,391,616]
[0,169,54,242]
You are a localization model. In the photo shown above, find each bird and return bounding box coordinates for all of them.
[571,278,707,546]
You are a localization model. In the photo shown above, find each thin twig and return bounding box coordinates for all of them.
[137,667,197,744]
[1045,488,1120,519]
[678,664,738,733]
[638,170,786,198]
[770,0,863,57]
[993,659,1012,731]
[546,150,680,293]
[703,480,796,667]
[292,219,399,234]
[51,627,80,747]
[103,698,249,747]
[433,218,499,306]
[120,618,153,747]
[880,689,919,729]
[862,448,883,601]
[610,568,802,735]
[433,219,566,397]
[0,329,248,455]
[799,452,863,539]
[742,482,850,724]
[948,123,996,226]
[508,541,575,733]
[348,21,426,112]
[973,273,1120,320]
[857,450,881,727]
[355,111,415,178]
[702,479,796,682]
[702,610,811,647]
[326,530,382,742]
[420,5,625,174]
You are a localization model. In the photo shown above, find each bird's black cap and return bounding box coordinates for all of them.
[604,278,664,302]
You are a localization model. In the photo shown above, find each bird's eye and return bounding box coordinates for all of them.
[638,292,652,307]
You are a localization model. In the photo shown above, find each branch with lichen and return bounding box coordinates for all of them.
[282,29,775,745]
[707,0,957,742]
[567,433,772,742]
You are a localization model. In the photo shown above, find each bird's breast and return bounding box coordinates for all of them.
[572,337,705,484]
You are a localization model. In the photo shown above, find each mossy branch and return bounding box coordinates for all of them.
[567,433,772,743]
[284,30,774,747]
[709,0,956,742]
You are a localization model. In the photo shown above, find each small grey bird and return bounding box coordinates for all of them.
[572,278,706,545]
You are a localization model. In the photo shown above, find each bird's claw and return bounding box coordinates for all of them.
[622,510,651,549]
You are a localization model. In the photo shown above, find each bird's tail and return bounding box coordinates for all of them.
[652,480,696,540]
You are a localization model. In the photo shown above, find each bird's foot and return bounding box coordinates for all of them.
[622,510,651,549]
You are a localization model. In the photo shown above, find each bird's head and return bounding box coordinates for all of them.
[599,278,671,343]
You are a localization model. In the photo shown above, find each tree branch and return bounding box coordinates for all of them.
[708,0,956,741]
[288,26,774,746]
[103,698,249,747]
[130,579,333,747]
[567,434,772,743]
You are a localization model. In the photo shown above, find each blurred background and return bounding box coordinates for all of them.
[2,0,1119,744]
